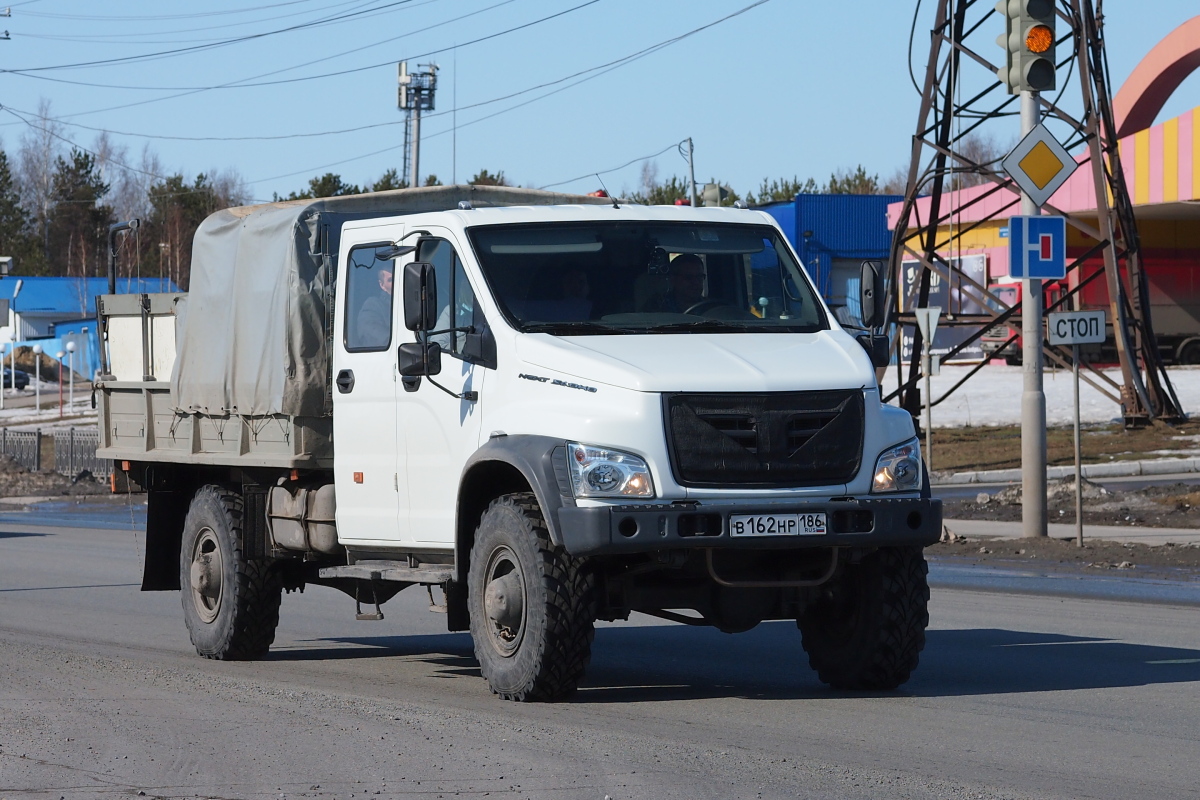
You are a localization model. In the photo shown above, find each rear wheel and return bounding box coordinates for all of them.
[798,546,929,690]
[1177,339,1200,365]
[180,485,282,660]
[468,493,595,701]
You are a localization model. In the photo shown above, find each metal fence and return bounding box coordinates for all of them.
[52,427,110,479]
[0,427,111,479]
[0,428,42,472]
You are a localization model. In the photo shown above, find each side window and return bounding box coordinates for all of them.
[344,244,396,352]
[418,238,477,357]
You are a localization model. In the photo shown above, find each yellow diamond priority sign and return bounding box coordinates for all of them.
[1002,123,1077,208]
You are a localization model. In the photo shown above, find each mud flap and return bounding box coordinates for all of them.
[142,490,189,591]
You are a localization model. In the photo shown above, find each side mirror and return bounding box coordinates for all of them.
[403,262,438,332]
[860,260,886,330]
[856,333,891,369]
[461,324,497,370]
[397,341,442,377]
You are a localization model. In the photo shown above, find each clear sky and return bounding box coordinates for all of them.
[0,0,1196,204]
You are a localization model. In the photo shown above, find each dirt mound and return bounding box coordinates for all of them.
[0,454,108,498]
[987,477,1113,506]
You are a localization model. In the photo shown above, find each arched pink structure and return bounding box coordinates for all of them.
[1114,16,1200,138]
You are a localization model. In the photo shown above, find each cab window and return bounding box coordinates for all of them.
[344,244,395,352]
[418,238,478,358]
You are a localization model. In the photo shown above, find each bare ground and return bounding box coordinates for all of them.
[928,419,1200,474]
[0,454,107,497]
[942,477,1200,528]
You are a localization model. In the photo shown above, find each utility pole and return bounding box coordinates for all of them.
[398,61,438,188]
[1019,90,1047,538]
[686,138,698,207]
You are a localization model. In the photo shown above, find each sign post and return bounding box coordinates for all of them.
[1048,309,1107,547]
[1004,119,1077,541]
[914,306,942,472]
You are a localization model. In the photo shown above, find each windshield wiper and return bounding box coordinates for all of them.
[644,320,756,333]
[522,322,633,335]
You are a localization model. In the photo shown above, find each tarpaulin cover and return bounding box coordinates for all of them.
[171,185,606,417]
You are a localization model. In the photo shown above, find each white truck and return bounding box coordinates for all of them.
[96,185,940,701]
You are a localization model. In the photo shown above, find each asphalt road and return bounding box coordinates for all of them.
[3,522,1200,800]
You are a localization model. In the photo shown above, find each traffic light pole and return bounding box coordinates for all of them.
[1020,90,1048,538]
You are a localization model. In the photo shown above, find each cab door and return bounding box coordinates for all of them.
[398,230,489,546]
[332,232,408,546]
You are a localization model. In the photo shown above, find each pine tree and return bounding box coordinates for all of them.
[48,148,114,277]
[0,149,40,272]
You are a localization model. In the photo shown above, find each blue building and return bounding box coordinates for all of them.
[0,276,179,379]
[761,194,902,325]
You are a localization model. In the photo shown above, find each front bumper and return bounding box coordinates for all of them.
[557,496,942,557]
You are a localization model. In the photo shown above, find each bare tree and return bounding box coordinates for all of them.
[207,167,250,208]
[639,161,659,198]
[17,98,65,263]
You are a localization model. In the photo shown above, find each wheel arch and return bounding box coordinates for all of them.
[1175,336,1200,365]
[140,465,277,591]
[453,436,574,629]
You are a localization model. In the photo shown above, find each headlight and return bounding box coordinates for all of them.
[871,438,922,493]
[567,442,655,498]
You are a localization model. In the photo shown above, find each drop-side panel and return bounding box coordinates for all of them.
[97,382,332,469]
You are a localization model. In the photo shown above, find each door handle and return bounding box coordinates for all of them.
[336,369,355,393]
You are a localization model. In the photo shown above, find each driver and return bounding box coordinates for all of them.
[658,253,706,313]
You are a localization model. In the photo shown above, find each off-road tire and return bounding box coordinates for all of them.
[798,546,929,690]
[180,485,282,660]
[468,493,596,701]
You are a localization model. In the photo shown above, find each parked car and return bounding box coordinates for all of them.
[3,367,29,391]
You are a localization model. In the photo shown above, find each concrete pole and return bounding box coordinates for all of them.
[412,104,422,189]
[687,138,699,207]
[1021,90,1048,538]
[33,344,41,416]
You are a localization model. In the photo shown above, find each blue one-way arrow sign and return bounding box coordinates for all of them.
[1008,215,1066,279]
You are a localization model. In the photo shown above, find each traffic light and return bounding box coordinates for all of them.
[996,0,1056,94]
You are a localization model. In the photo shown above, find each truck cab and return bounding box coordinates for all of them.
[97,187,940,701]
[980,279,1066,364]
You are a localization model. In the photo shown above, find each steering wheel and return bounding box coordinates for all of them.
[684,299,724,316]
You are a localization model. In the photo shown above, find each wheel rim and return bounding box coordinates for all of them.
[482,544,527,658]
[188,527,224,624]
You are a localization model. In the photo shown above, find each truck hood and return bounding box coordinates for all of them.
[515,331,877,393]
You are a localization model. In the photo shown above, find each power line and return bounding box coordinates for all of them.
[539,142,685,190]
[7,0,764,146]
[0,0,598,128]
[2,0,419,73]
[6,0,509,91]
[1,107,170,183]
[245,0,771,185]
[6,0,597,95]
[14,0,379,43]
[19,0,334,22]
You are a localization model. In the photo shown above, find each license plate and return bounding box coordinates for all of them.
[729,512,827,537]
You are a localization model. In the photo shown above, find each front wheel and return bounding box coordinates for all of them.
[468,493,596,701]
[180,485,282,660]
[798,546,929,690]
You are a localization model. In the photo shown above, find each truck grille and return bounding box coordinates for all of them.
[664,390,864,487]
[983,324,1010,340]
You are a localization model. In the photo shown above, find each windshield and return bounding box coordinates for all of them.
[467,222,827,335]
[989,286,1018,311]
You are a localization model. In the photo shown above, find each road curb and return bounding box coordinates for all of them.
[933,456,1200,486]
